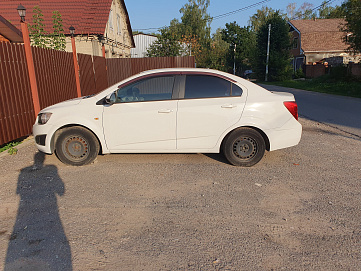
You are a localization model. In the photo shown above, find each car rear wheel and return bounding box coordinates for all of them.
[55,127,99,166]
[223,128,265,167]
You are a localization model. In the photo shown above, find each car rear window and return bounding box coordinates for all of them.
[185,75,231,99]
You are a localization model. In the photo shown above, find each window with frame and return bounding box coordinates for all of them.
[117,14,121,35]
[293,37,298,49]
[115,76,175,103]
[108,9,113,30]
[184,75,242,99]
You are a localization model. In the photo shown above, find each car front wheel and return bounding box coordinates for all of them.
[55,127,99,166]
[223,128,265,167]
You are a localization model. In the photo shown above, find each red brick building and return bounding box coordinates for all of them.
[288,19,349,71]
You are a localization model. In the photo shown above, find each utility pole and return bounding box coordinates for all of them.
[265,24,271,82]
[233,33,237,75]
[233,43,237,75]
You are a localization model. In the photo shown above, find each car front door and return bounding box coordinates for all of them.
[102,75,177,151]
[177,74,246,150]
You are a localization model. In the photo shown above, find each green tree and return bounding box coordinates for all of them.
[248,7,279,31]
[342,0,361,53]
[177,0,211,47]
[29,5,48,48]
[51,11,66,51]
[255,13,292,81]
[204,28,228,71]
[295,2,316,20]
[146,27,183,57]
[146,0,212,67]
[221,22,256,75]
[318,1,345,19]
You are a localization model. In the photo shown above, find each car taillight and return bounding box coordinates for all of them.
[283,101,298,120]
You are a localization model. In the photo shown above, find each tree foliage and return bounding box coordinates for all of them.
[221,22,255,75]
[51,11,66,51]
[248,7,279,31]
[286,1,345,20]
[146,27,184,57]
[146,0,211,66]
[204,28,228,71]
[255,13,292,81]
[29,6,48,48]
[29,6,66,51]
[341,0,361,53]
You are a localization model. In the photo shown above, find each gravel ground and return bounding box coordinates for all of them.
[0,118,360,271]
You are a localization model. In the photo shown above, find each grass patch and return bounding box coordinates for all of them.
[0,140,22,155]
[263,74,361,98]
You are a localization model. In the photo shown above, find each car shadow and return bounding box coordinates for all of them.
[202,153,231,165]
[4,152,72,271]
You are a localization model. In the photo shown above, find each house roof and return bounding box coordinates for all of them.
[0,0,134,47]
[289,19,348,52]
[0,14,23,42]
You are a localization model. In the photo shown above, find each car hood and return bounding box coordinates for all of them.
[41,97,84,112]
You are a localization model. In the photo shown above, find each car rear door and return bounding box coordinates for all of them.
[177,74,246,150]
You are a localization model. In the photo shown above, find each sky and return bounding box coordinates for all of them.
[126,0,344,34]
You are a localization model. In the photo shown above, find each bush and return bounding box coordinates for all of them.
[293,67,305,79]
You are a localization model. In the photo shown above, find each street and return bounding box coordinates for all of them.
[0,87,360,270]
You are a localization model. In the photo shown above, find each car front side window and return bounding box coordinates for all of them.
[115,76,175,103]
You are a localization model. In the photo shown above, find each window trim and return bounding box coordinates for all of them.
[105,75,181,104]
[97,71,239,105]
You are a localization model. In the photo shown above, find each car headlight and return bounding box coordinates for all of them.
[38,112,52,125]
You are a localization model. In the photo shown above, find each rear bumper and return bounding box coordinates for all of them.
[266,118,302,151]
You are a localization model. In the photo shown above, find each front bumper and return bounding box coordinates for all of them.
[33,122,57,154]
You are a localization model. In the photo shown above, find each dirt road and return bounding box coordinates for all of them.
[1,118,360,270]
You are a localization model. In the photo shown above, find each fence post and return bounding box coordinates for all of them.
[20,21,40,118]
[70,35,82,97]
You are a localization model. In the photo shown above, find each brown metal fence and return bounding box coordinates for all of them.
[78,53,97,96]
[107,56,195,86]
[32,47,78,109]
[0,43,195,146]
[0,42,34,145]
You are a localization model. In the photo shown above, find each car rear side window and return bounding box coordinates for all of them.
[116,76,175,102]
[184,75,231,99]
[232,84,243,96]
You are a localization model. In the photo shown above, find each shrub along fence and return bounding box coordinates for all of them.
[0,42,195,145]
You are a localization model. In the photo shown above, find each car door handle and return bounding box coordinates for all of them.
[158,109,173,113]
[221,104,237,109]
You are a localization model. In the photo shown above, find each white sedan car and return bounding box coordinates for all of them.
[33,68,302,167]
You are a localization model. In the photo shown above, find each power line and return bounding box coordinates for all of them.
[134,0,271,31]
[291,0,335,20]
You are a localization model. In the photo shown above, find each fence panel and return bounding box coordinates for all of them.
[78,53,97,96]
[106,56,195,86]
[93,56,108,94]
[106,57,132,86]
[32,47,78,109]
[305,64,326,78]
[0,43,34,145]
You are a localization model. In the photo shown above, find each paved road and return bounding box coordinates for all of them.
[260,84,361,138]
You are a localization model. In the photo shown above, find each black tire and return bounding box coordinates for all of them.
[55,127,99,166]
[223,128,265,167]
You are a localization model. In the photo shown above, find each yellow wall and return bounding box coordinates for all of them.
[64,0,133,58]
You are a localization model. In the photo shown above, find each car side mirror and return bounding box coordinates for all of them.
[105,92,117,105]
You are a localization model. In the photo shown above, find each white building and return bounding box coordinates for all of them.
[131,34,158,58]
